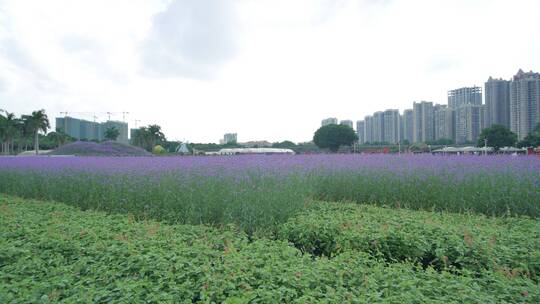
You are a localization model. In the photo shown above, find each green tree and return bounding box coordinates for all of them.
[104,126,120,141]
[272,140,297,149]
[477,124,517,151]
[22,109,50,155]
[147,124,166,148]
[517,122,540,148]
[47,130,73,148]
[2,111,24,154]
[313,124,358,152]
[0,110,6,154]
[132,125,166,151]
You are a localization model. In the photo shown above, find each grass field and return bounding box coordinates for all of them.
[1,195,538,303]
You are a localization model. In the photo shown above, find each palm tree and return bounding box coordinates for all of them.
[132,126,152,151]
[0,111,20,154]
[0,110,6,154]
[147,124,166,148]
[22,110,50,155]
[132,125,166,151]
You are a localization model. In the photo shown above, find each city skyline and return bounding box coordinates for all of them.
[348,69,540,145]
[2,0,540,143]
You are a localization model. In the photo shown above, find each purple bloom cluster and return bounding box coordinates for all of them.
[49,141,151,157]
[1,154,539,176]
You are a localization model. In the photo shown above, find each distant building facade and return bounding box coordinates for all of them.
[372,111,385,143]
[448,87,482,109]
[56,116,128,143]
[356,120,365,144]
[340,120,354,129]
[401,109,413,143]
[220,133,238,144]
[510,69,540,140]
[364,115,373,143]
[383,109,400,144]
[101,121,129,143]
[129,128,139,144]
[412,101,434,143]
[447,86,483,144]
[321,117,338,126]
[434,104,454,141]
[455,104,483,144]
[485,77,510,129]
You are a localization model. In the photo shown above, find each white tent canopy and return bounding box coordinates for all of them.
[432,146,494,153]
[218,148,295,155]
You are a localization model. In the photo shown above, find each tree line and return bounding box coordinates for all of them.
[0,109,51,155]
[312,123,540,153]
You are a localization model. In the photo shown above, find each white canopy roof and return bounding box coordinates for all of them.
[218,148,295,155]
[432,146,494,153]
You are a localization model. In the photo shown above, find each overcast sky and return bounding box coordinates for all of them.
[1,0,540,143]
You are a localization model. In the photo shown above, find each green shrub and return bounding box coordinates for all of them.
[1,196,539,303]
[279,202,540,280]
[152,144,166,154]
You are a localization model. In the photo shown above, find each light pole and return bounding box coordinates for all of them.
[484,138,488,156]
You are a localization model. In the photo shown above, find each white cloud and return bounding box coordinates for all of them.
[0,0,539,142]
[140,0,237,79]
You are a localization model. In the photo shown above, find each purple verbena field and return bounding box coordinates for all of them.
[0,154,539,233]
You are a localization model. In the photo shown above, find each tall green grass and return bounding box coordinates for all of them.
[312,170,540,217]
[1,158,539,235]
[0,171,309,234]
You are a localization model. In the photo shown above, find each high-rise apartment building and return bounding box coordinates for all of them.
[372,111,385,143]
[221,133,238,144]
[412,101,434,143]
[434,104,454,141]
[364,115,373,144]
[356,120,365,144]
[509,69,540,140]
[56,117,81,138]
[101,121,129,143]
[56,116,128,143]
[485,77,510,129]
[448,87,482,109]
[455,105,483,144]
[401,109,413,143]
[340,120,354,129]
[321,117,338,126]
[448,86,483,144]
[383,109,400,144]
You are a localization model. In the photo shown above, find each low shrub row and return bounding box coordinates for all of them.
[1,195,538,303]
[279,202,540,280]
